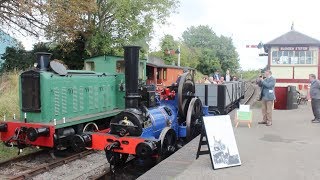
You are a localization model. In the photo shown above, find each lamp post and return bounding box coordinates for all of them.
[177,45,181,66]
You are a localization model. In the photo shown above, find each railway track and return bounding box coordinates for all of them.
[0,82,258,180]
[243,82,259,105]
[91,157,155,180]
[0,149,94,180]
[0,150,47,168]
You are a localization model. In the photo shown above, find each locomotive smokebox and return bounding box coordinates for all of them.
[35,52,52,71]
[123,46,141,108]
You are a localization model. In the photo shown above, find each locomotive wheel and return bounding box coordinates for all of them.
[178,72,195,118]
[106,151,129,167]
[83,122,99,133]
[186,97,203,142]
[159,127,177,159]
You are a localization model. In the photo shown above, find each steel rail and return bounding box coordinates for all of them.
[5,150,94,180]
[0,150,47,168]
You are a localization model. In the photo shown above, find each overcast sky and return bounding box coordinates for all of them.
[150,0,320,70]
[21,0,320,70]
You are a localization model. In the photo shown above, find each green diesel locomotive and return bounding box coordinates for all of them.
[0,52,146,150]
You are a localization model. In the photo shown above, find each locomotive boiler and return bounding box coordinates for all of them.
[78,46,204,165]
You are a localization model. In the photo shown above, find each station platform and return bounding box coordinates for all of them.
[138,104,320,180]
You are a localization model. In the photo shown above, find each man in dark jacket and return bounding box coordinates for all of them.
[257,70,276,126]
[309,74,320,123]
[213,70,221,81]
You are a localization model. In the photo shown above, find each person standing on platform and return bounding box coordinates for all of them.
[257,70,276,126]
[309,74,320,123]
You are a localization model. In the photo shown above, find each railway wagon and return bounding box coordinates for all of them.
[145,62,194,87]
[195,81,245,115]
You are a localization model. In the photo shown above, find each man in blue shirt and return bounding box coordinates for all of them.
[213,70,221,81]
[257,70,276,126]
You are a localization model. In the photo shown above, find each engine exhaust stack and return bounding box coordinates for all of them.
[35,52,52,71]
[123,46,141,109]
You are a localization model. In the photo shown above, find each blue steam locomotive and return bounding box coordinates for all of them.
[78,46,204,166]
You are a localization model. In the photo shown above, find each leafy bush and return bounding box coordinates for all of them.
[240,69,261,81]
[194,71,204,83]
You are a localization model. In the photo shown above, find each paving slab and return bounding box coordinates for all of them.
[139,104,320,180]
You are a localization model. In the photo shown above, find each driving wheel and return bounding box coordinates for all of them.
[159,128,177,160]
[186,97,203,141]
[178,72,195,119]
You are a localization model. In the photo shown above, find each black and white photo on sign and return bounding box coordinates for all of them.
[203,115,241,169]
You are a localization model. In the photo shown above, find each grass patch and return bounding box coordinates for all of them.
[0,71,26,161]
[0,143,37,162]
[0,71,20,119]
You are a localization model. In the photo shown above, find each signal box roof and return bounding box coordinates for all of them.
[265,30,320,46]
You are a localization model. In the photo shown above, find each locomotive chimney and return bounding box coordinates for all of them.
[35,52,52,71]
[123,46,141,109]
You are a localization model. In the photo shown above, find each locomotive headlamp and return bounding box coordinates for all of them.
[0,123,8,132]
[26,127,50,142]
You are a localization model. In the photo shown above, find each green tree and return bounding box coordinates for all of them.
[160,35,178,64]
[216,35,240,74]
[0,47,32,72]
[1,0,179,58]
[51,35,87,70]
[149,34,201,67]
[181,25,239,75]
[0,42,52,72]
[196,48,221,75]
[179,44,200,68]
[182,25,218,49]
[45,0,179,56]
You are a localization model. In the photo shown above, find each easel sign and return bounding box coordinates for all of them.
[235,105,252,128]
[198,115,241,169]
